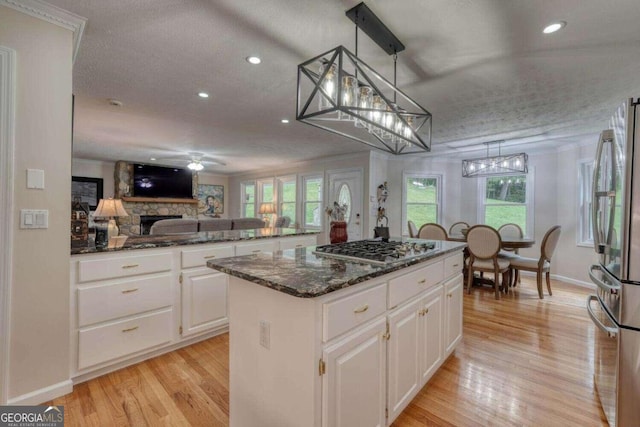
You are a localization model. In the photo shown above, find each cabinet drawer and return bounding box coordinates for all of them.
[279,235,317,251]
[388,261,443,308]
[444,253,464,279]
[78,308,172,370]
[181,245,235,268]
[323,282,387,342]
[77,252,173,283]
[235,240,277,256]
[77,274,173,327]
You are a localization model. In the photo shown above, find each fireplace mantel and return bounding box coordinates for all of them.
[122,197,198,204]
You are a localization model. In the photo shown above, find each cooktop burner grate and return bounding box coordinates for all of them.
[313,240,436,265]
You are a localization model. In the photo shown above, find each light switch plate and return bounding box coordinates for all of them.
[20,209,48,229]
[26,169,45,189]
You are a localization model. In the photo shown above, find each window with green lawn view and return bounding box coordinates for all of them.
[241,182,255,217]
[480,174,530,234]
[403,174,441,234]
[303,175,323,228]
[278,176,296,224]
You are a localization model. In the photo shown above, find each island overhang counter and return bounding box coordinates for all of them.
[207,239,466,427]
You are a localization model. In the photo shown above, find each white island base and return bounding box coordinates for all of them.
[227,249,464,427]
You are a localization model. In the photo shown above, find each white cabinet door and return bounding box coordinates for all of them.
[323,317,386,427]
[278,235,317,251]
[419,286,444,385]
[181,268,228,338]
[387,298,421,422]
[235,240,277,256]
[444,274,463,356]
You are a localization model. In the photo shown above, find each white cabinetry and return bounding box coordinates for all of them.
[444,274,463,355]
[322,317,387,427]
[235,239,277,256]
[180,244,234,338]
[279,235,318,250]
[72,250,174,373]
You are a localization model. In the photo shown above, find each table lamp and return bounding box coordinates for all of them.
[258,202,275,227]
[93,198,129,247]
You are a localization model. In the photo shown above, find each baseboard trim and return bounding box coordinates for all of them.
[7,380,73,405]
[518,271,594,289]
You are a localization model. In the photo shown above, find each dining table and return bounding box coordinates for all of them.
[447,232,536,290]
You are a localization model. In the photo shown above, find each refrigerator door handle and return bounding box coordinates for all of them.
[587,295,618,337]
[589,264,621,293]
[592,132,606,253]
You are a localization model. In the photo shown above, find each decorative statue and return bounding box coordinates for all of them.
[377,181,388,204]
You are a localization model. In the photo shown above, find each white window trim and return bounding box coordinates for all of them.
[476,168,535,237]
[240,180,256,218]
[577,158,594,247]
[300,172,324,230]
[401,172,443,236]
[276,174,296,222]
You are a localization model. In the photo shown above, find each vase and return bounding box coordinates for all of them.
[330,221,348,244]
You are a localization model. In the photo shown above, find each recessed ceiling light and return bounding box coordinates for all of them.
[543,21,566,34]
[150,157,156,161]
[246,56,262,65]
[198,92,209,98]
[281,119,290,124]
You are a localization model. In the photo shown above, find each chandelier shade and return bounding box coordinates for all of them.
[296,46,431,155]
[462,152,528,177]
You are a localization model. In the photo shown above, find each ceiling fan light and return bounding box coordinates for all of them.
[187,161,204,171]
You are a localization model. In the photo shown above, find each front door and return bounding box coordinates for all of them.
[328,169,363,241]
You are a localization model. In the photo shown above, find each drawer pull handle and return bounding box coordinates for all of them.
[295,244,303,247]
[122,326,139,333]
[204,255,216,259]
[252,249,261,253]
[448,293,453,298]
[121,288,139,294]
[354,304,369,314]
[452,263,460,267]
[418,308,430,316]
[121,264,139,269]
[418,279,427,284]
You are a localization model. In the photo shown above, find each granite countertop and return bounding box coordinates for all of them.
[71,228,320,255]
[207,239,466,298]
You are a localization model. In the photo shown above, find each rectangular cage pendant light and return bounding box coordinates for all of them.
[296,46,432,154]
[462,152,528,177]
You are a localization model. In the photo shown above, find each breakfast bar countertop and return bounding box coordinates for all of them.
[207,239,466,298]
[70,228,320,255]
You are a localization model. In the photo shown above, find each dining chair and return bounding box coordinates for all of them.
[498,223,524,286]
[417,223,448,240]
[448,221,469,236]
[407,220,418,238]
[465,225,511,299]
[508,225,562,299]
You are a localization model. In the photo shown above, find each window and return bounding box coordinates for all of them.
[277,176,296,223]
[302,175,323,229]
[478,173,533,236]
[241,181,255,217]
[402,173,442,234]
[578,160,594,245]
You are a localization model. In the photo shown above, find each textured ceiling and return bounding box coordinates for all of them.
[46,0,640,174]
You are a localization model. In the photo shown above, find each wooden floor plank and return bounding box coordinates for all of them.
[47,279,608,426]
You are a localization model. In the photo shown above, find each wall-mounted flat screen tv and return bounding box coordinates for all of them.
[133,164,193,198]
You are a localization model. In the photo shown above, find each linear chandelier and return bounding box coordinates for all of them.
[462,141,528,177]
[296,2,432,155]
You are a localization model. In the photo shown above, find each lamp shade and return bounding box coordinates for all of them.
[258,203,276,215]
[94,198,129,218]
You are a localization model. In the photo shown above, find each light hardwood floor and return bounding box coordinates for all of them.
[48,278,608,426]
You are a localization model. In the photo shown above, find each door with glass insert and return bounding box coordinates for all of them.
[328,169,363,241]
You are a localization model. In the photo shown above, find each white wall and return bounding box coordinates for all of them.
[0,6,74,401]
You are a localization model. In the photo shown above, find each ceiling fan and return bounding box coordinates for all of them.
[156,151,226,171]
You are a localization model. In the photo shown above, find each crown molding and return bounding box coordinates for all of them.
[0,0,86,63]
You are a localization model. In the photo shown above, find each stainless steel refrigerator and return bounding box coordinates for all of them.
[587,98,640,427]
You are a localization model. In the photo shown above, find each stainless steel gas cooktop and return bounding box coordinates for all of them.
[312,239,436,266]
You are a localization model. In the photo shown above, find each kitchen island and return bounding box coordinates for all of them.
[207,239,465,427]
